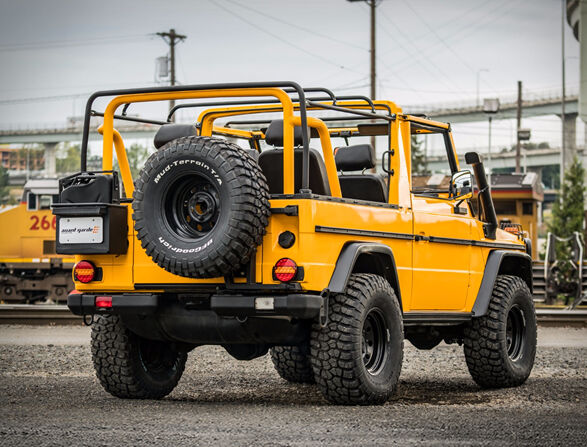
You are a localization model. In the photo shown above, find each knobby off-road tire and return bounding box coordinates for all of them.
[91,315,187,399]
[270,342,315,384]
[133,136,270,278]
[464,274,537,388]
[310,274,404,405]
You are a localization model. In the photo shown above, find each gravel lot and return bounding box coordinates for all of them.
[0,325,585,446]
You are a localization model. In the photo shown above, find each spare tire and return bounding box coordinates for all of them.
[132,136,270,278]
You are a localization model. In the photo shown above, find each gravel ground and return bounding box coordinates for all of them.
[0,326,585,446]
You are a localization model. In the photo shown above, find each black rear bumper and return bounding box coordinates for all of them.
[67,292,324,320]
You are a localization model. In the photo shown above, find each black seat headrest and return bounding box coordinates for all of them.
[335,144,375,171]
[154,124,197,149]
[265,119,309,147]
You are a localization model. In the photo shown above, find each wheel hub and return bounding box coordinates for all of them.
[164,175,220,239]
[361,308,388,376]
[187,191,216,223]
[506,305,526,361]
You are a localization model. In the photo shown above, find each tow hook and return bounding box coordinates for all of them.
[82,314,94,326]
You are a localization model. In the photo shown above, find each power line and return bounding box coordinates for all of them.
[0,34,153,53]
[376,9,468,99]
[390,0,522,75]
[224,0,368,52]
[0,93,91,106]
[208,0,363,75]
[400,0,500,94]
[378,0,496,58]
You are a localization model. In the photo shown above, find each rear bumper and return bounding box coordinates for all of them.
[67,292,324,320]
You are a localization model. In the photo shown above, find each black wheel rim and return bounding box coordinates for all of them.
[362,308,388,376]
[163,174,220,240]
[506,305,526,361]
[138,338,178,379]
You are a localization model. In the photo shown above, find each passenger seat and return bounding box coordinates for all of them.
[258,120,331,195]
[335,144,387,203]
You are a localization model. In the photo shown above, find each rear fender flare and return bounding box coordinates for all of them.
[327,242,402,310]
[471,250,533,317]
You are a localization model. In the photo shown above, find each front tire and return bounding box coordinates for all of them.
[464,275,537,388]
[310,274,404,405]
[91,315,187,399]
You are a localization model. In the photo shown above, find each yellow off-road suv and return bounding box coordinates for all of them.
[55,83,536,405]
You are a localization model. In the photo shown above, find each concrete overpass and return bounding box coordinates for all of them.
[407,93,577,124]
[426,146,585,173]
[0,119,158,145]
[0,90,578,145]
[0,91,580,179]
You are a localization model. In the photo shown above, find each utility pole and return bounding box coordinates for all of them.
[347,0,379,149]
[369,0,376,103]
[561,0,566,185]
[515,81,522,173]
[483,98,500,185]
[157,29,186,121]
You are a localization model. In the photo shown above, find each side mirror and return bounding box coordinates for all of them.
[449,170,473,200]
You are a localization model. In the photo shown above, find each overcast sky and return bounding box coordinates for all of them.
[0,0,580,154]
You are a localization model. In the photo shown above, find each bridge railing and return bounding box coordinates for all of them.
[406,87,579,115]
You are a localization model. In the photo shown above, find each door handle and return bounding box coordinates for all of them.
[414,234,430,242]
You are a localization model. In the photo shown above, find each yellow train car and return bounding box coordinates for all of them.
[490,173,543,259]
[0,179,74,302]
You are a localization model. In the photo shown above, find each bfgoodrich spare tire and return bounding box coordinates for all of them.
[132,136,270,278]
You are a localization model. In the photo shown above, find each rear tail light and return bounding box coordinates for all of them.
[95,296,112,308]
[73,260,96,283]
[273,258,297,282]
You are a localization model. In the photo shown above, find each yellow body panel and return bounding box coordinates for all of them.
[71,87,526,315]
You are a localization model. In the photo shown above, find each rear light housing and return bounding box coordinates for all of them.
[95,296,112,308]
[73,260,96,283]
[273,258,298,282]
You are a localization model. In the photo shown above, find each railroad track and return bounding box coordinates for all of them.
[0,304,81,325]
[1,304,586,327]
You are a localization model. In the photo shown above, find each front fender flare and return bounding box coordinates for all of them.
[471,250,533,317]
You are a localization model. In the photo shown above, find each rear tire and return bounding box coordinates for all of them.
[270,343,315,384]
[463,275,537,388]
[310,274,403,405]
[91,315,187,399]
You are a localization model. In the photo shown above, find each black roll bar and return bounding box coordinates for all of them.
[80,82,311,189]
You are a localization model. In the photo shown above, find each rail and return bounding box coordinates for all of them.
[1,305,585,327]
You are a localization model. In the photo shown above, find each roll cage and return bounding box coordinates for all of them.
[81,82,459,205]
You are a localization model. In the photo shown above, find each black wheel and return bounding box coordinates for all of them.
[464,275,537,388]
[132,136,270,278]
[310,274,403,405]
[270,343,315,384]
[91,315,187,399]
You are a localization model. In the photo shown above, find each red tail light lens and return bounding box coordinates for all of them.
[73,261,95,283]
[95,296,112,308]
[273,258,297,282]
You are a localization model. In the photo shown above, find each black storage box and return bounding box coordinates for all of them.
[53,203,128,255]
[52,172,128,255]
